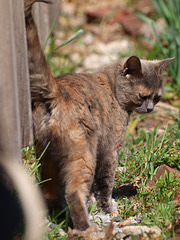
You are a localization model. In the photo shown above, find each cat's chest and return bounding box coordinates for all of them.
[111,103,129,150]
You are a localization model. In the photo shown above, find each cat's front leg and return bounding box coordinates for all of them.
[95,151,118,213]
[64,147,96,231]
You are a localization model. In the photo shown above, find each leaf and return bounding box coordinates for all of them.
[88,201,97,213]
[135,10,154,24]
[37,142,50,160]
[47,29,84,60]
[43,14,58,51]
[165,110,180,121]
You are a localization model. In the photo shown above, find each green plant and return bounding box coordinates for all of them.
[118,114,180,185]
[136,0,180,88]
[117,197,139,219]
[88,201,98,214]
[116,113,180,239]
[42,15,84,77]
[46,29,84,61]
[45,30,83,76]
[22,145,69,239]
[138,171,180,236]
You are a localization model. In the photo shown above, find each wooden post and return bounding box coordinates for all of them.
[13,0,33,147]
[0,0,60,156]
[0,0,21,162]
[33,0,61,47]
[0,3,46,239]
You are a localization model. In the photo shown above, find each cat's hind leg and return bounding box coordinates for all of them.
[95,151,118,213]
[63,140,97,231]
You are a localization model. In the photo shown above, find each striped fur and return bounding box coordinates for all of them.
[24,0,173,231]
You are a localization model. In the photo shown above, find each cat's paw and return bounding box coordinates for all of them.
[87,193,96,208]
[97,198,118,214]
[111,198,118,212]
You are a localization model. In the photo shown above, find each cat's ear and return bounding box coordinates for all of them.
[122,56,143,78]
[156,57,174,74]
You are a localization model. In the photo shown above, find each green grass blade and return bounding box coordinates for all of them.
[47,29,84,60]
[37,142,50,161]
[165,110,180,121]
[43,14,58,51]
[135,10,154,24]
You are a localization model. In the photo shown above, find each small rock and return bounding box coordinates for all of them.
[118,216,140,227]
[83,32,94,45]
[47,220,66,236]
[90,214,112,227]
[117,166,127,174]
[113,226,123,236]
[114,216,123,222]
[94,40,130,56]
[83,54,111,70]
[122,225,161,239]
[47,221,57,229]
[68,225,105,240]
[58,228,66,236]
[71,53,82,64]
[110,209,119,217]
[135,216,142,223]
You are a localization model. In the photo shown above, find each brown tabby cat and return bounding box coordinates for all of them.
[24,0,173,231]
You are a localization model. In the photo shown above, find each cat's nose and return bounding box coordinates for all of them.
[147,101,154,112]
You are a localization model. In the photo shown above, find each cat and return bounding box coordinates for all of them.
[24,0,173,231]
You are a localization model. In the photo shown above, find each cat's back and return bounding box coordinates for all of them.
[51,72,116,135]
[56,72,108,99]
[54,72,114,114]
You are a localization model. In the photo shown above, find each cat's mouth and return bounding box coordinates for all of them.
[135,107,153,114]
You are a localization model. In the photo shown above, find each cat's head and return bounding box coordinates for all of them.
[116,56,174,114]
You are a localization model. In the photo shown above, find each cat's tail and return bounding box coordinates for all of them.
[25,0,59,102]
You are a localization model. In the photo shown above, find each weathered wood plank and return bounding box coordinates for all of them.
[13,0,33,147]
[0,0,21,162]
[33,0,61,47]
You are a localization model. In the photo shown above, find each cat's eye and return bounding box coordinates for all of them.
[154,95,161,102]
[139,94,150,100]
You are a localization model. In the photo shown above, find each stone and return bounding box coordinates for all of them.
[47,220,67,236]
[83,54,111,70]
[68,225,105,240]
[114,216,123,222]
[122,225,161,239]
[90,214,112,227]
[118,216,141,227]
[148,164,180,189]
[83,32,94,45]
[148,164,180,204]
[117,167,127,174]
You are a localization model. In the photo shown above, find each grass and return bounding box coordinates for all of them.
[136,0,180,88]
[22,112,180,239]
[22,9,180,238]
[45,37,82,76]
[115,115,180,239]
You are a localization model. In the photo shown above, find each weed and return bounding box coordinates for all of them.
[88,201,98,214]
[116,113,180,239]
[138,171,179,235]
[118,117,180,186]
[136,0,180,88]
